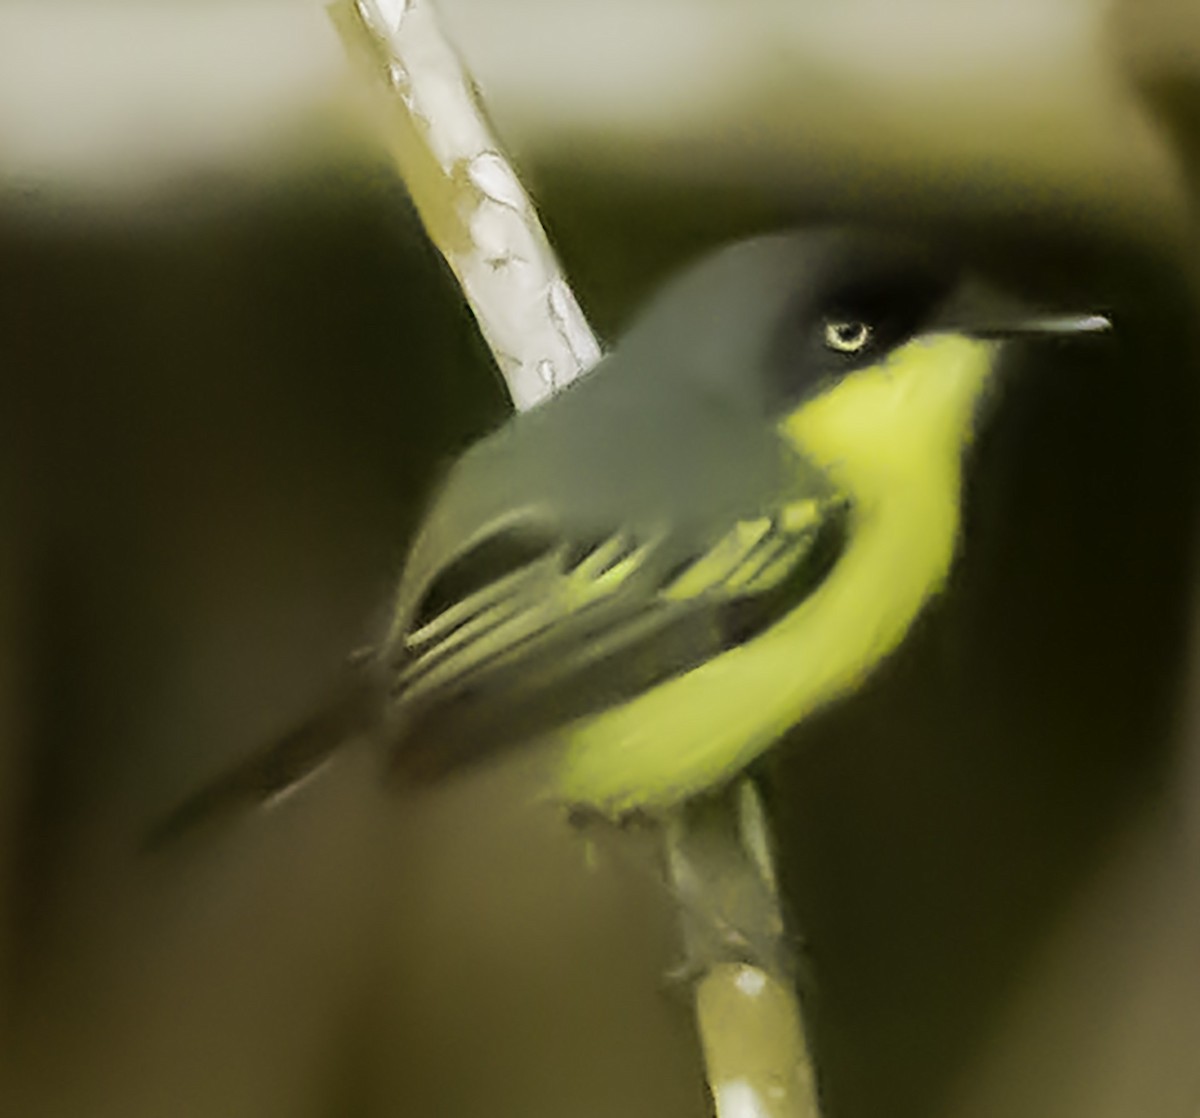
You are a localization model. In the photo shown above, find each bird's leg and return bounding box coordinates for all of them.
[565,793,803,988]
[564,802,757,987]
[662,784,792,979]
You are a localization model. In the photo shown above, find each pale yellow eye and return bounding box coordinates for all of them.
[824,320,873,353]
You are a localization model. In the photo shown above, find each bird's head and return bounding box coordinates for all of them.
[619,227,1111,502]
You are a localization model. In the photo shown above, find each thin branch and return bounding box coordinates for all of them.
[326,2,823,1113]
[328,0,599,409]
[667,783,823,1118]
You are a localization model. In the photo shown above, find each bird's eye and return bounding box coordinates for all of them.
[824,320,873,353]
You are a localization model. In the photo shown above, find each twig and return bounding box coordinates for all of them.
[327,0,599,410]
[667,782,823,1118]
[326,1,823,1113]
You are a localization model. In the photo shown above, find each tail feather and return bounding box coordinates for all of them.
[143,671,381,852]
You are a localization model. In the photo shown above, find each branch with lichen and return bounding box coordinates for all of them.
[326,1,824,1113]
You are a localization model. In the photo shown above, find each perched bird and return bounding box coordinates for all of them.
[148,226,1110,845]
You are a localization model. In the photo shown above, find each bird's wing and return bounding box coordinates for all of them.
[387,491,849,779]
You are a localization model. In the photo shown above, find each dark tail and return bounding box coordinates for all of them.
[142,670,382,852]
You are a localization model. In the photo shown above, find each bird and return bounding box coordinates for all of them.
[146,226,1111,847]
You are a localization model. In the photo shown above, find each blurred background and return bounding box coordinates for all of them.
[2,1,1200,1116]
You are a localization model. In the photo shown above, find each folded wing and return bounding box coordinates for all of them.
[386,492,849,778]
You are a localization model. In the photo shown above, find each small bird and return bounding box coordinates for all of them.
[148,226,1111,845]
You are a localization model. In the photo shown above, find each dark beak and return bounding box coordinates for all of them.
[934,278,1112,340]
[967,312,1112,340]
